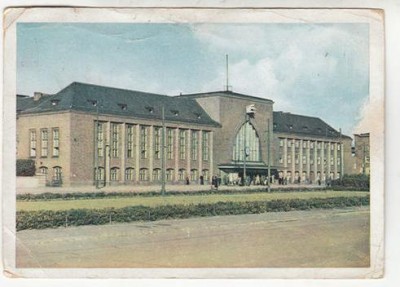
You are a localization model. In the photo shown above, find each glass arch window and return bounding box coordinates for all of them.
[232,122,260,162]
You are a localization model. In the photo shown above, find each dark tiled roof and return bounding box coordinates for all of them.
[273,111,351,140]
[17,82,221,127]
[177,90,274,104]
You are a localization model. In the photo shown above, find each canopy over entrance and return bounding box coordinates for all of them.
[218,162,278,176]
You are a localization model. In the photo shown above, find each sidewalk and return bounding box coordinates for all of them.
[16,183,324,195]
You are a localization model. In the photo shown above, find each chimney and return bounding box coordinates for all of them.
[33,92,43,101]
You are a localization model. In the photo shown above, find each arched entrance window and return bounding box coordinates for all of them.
[232,122,260,162]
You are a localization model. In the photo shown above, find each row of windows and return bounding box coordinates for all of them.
[38,166,62,180]
[96,123,210,161]
[279,155,341,165]
[94,167,210,182]
[30,128,60,158]
[279,139,342,150]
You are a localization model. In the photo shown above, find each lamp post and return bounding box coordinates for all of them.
[161,105,166,196]
[244,104,256,186]
[267,118,271,193]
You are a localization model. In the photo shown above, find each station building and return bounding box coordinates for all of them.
[16,82,353,186]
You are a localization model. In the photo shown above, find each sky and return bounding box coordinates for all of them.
[17,23,369,135]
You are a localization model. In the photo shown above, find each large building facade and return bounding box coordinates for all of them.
[17,82,354,186]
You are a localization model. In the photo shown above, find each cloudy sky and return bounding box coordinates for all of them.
[17,23,369,135]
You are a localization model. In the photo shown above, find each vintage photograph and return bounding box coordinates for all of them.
[3,7,384,278]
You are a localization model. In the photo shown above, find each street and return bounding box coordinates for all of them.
[16,207,370,268]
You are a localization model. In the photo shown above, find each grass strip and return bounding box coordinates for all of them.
[17,187,368,202]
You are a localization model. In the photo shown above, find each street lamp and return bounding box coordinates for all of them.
[243,104,256,186]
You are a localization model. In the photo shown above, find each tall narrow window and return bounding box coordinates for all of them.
[126,125,134,158]
[167,128,174,160]
[154,127,161,159]
[190,169,198,181]
[202,169,209,181]
[53,166,62,181]
[52,128,59,157]
[178,168,186,180]
[191,131,198,161]
[111,123,119,158]
[139,168,148,181]
[166,168,174,181]
[95,167,104,181]
[232,122,260,162]
[202,131,209,161]
[125,168,135,181]
[110,167,119,181]
[41,129,48,157]
[153,168,161,181]
[97,123,104,157]
[179,129,186,160]
[140,126,148,159]
[29,129,36,157]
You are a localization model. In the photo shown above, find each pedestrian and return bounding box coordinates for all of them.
[214,175,219,190]
[186,176,190,185]
[200,175,204,185]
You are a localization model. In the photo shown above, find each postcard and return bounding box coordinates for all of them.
[2,7,384,279]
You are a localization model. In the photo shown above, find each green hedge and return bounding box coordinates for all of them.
[16,159,36,176]
[17,187,332,202]
[16,196,369,231]
[331,174,370,190]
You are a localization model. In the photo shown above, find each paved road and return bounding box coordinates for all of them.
[16,207,370,268]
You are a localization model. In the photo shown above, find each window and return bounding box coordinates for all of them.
[125,168,135,181]
[140,126,148,159]
[310,158,314,164]
[232,122,260,162]
[154,127,161,159]
[52,128,59,157]
[167,128,174,160]
[97,122,104,157]
[190,169,198,181]
[330,157,334,165]
[317,157,321,165]
[317,142,322,149]
[41,129,48,157]
[179,129,186,160]
[202,131,209,161]
[279,139,284,147]
[111,124,119,158]
[302,155,307,164]
[191,131,198,161]
[126,125,134,158]
[310,141,314,149]
[303,141,307,148]
[166,168,174,181]
[153,168,161,181]
[139,168,148,181]
[337,158,341,166]
[39,166,48,175]
[95,167,104,181]
[295,141,300,148]
[29,129,36,157]
[53,166,62,181]
[287,155,292,164]
[295,154,299,164]
[279,155,283,164]
[202,169,209,181]
[110,167,119,181]
[287,140,292,148]
[178,168,186,180]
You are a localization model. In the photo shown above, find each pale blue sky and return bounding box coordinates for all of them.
[17,23,369,135]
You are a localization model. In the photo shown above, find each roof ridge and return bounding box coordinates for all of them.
[68,81,168,97]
